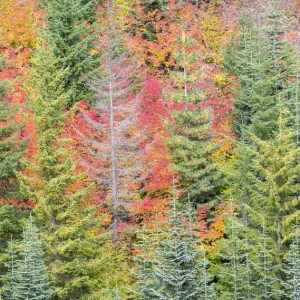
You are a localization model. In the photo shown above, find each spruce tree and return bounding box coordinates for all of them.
[135,182,215,299]
[0,50,26,202]
[39,0,100,106]
[0,206,24,293]
[285,232,300,300]
[20,48,104,299]
[225,13,297,140]
[226,110,300,297]
[168,30,224,205]
[0,50,27,292]
[215,202,252,300]
[4,218,53,300]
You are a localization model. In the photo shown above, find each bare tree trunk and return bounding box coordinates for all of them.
[107,0,119,240]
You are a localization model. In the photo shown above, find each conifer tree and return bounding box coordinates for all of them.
[4,218,53,300]
[226,110,300,297]
[215,202,252,300]
[19,48,108,299]
[40,0,100,106]
[75,0,142,240]
[0,50,26,202]
[168,30,224,205]
[0,49,27,292]
[285,231,300,300]
[135,181,214,299]
[0,205,24,293]
[225,11,297,140]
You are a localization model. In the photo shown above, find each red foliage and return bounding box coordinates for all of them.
[138,77,173,194]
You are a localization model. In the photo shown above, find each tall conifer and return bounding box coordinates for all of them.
[40,0,100,106]
[4,218,53,300]
[168,30,224,205]
[20,48,105,299]
[0,49,27,292]
[135,181,214,299]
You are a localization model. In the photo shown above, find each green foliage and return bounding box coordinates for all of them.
[0,205,25,293]
[285,232,300,299]
[135,185,215,299]
[20,48,134,299]
[4,217,53,300]
[0,50,27,294]
[0,53,26,202]
[168,33,224,205]
[39,0,100,106]
[225,16,297,140]
[215,207,252,299]
[222,111,300,298]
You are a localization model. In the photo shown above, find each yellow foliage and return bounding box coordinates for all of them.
[201,9,234,66]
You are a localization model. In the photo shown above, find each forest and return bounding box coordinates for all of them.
[0,0,299,299]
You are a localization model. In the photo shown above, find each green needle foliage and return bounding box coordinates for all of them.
[285,232,300,300]
[168,31,224,205]
[0,206,24,293]
[224,109,300,298]
[4,218,53,300]
[20,48,103,299]
[0,51,27,202]
[0,48,27,293]
[135,183,214,300]
[225,12,297,141]
[39,0,100,106]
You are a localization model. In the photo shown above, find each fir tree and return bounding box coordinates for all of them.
[215,202,252,300]
[226,109,300,297]
[20,48,105,299]
[0,206,24,293]
[135,181,214,299]
[0,51,26,202]
[39,0,100,106]
[0,49,27,292]
[4,218,53,300]
[225,12,297,140]
[285,232,300,300]
[168,30,224,205]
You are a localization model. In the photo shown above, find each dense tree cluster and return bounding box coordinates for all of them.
[0,0,299,299]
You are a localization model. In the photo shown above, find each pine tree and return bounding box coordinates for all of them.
[0,49,27,292]
[0,206,24,293]
[19,48,106,299]
[225,12,297,140]
[4,218,53,300]
[39,0,100,106]
[0,51,27,202]
[135,181,214,299]
[168,30,224,205]
[285,231,300,300]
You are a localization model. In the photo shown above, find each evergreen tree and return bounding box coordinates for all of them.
[135,182,214,299]
[0,206,24,293]
[20,48,107,299]
[0,49,27,292]
[4,218,53,300]
[0,50,26,202]
[134,227,156,299]
[285,232,300,300]
[168,30,224,205]
[225,110,300,298]
[215,203,252,300]
[39,0,100,106]
[225,12,297,140]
